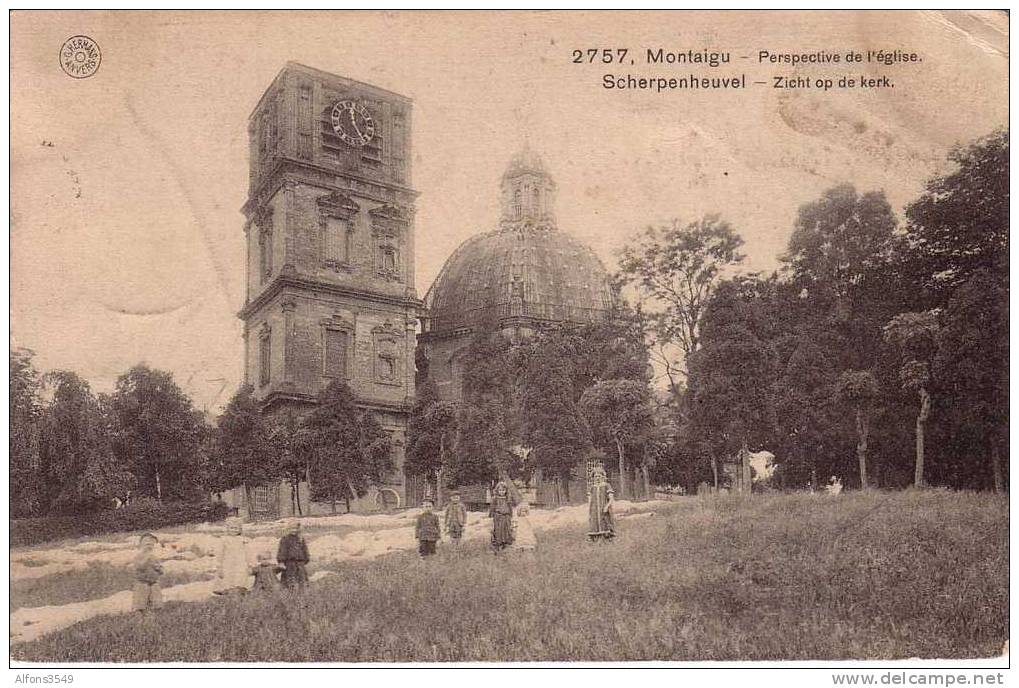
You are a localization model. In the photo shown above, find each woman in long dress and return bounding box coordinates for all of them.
[489,481,517,553]
[587,467,615,542]
[214,518,250,594]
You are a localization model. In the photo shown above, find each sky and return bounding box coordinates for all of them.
[10,10,1008,412]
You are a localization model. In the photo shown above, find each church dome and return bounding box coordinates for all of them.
[423,151,614,336]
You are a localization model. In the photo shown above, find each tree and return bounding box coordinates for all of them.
[580,379,655,500]
[934,270,1008,491]
[213,385,278,513]
[406,380,459,504]
[302,381,393,513]
[11,349,43,516]
[782,184,896,322]
[685,278,778,491]
[835,370,881,490]
[517,345,593,505]
[110,364,206,501]
[883,311,940,488]
[270,410,313,516]
[38,371,133,513]
[772,335,842,490]
[901,129,1008,304]
[618,215,744,398]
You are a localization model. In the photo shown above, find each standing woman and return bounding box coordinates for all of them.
[277,520,310,591]
[587,466,616,542]
[488,481,517,553]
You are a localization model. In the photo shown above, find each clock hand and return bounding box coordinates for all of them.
[349,107,363,140]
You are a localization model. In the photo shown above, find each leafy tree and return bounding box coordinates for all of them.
[11,349,43,516]
[772,336,842,490]
[685,278,778,490]
[516,344,593,505]
[579,379,654,500]
[834,370,881,489]
[269,410,313,516]
[883,311,940,488]
[406,380,459,503]
[110,364,206,501]
[302,381,393,513]
[38,371,133,513]
[213,385,278,513]
[934,270,1008,491]
[618,215,744,398]
[782,184,896,322]
[901,129,1008,304]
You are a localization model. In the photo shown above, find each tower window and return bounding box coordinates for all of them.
[324,217,352,264]
[259,227,273,282]
[323,328,349,379]
[259,328,271,387]
[378,245,399,276]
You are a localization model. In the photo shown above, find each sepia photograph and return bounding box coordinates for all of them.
[7,9,1009,670]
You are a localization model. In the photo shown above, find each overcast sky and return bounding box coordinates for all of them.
[10,10,1008,412]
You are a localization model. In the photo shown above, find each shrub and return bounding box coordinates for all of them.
[10,500,231,547]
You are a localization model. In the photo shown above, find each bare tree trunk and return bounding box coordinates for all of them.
[615,436,627,500]
[435,466,443,508]
[155,470,162,502]
[642,464,650,500]
[710,453,719,491]
[990,435,1003,493]
[915,387,931,488]
[856,408,869,490]
[330,497,337,514]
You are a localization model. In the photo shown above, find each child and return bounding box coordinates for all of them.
[444,491,467,546]
[132,532,164,612]
[250,551,283,593]
[489,481,517,553]
[587,466,615,542]
[277,520,310,591]
[415,499,441,557]
[513,502,537,552]
[214,518,250,595]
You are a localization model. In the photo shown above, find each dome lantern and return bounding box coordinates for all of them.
[499,146,557,230]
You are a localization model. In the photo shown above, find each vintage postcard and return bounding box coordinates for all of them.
[8,9,1009,674]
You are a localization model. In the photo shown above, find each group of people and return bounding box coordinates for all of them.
[413,482,540,557]
[132,467,619,611]
[131,519,311,612]
[415,466,617,557]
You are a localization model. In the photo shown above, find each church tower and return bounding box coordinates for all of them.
[239,63,420,506]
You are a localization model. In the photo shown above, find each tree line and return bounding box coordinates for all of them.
[10,355,393,518]
[624,129,1007,492]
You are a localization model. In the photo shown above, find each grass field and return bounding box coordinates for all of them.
[11,490,1008,662]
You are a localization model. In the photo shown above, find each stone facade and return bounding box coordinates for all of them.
[239,63,420,509]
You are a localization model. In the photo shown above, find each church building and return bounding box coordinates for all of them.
[233,63,616,517]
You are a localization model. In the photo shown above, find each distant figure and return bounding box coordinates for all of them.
[132,532,164,612]
[277,520,310,591]
[489,481,517,553]
[415,499,441,558]
[249,551,283,593]
[214,518,250,595]
[587,466,615,542]
[444,491,468,547]
[513,502,537,552]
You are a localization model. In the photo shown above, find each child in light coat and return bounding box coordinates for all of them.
[132,532,164,612]
[513,502,537,552]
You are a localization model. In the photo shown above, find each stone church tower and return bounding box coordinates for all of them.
[239,63,420,508]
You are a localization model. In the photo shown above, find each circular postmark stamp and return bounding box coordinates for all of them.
[59,35,101,79]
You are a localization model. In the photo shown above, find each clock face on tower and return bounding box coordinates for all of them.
[330,100,376,147]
